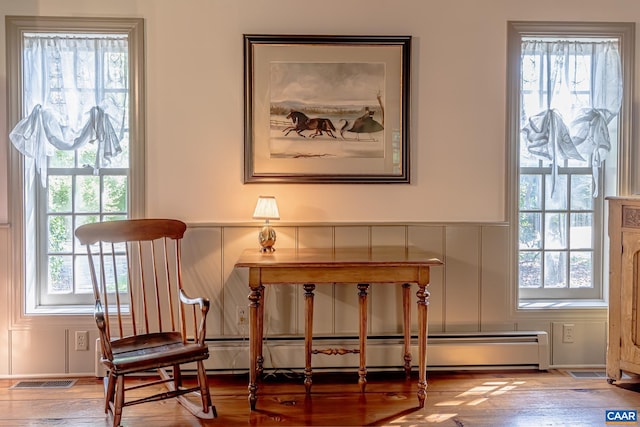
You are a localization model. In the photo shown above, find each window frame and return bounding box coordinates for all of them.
[6,16,146,315]
[506,21,636,309]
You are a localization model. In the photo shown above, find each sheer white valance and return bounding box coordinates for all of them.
[8,34,127,187]
[521,40,622,196]
[10,104,123,186]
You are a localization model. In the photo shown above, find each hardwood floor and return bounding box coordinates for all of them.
[0,369,639,426]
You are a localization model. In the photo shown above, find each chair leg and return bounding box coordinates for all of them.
[104,371,116,414]
[113,375,125,427]
[196,360,215,416]
[173,364,182,390]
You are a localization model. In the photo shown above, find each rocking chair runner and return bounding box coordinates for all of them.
[75,219,216,427]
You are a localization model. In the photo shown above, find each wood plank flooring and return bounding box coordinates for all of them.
[0,369,639,426]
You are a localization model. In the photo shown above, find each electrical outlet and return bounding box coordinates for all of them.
[562,324,574,343]
[75,331,89,351]
[236,306,248,326]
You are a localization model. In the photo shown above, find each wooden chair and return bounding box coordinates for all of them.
[75,219,216,427]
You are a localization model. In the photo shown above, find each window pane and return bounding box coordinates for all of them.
[570,251,592,288]
[103,175,127,212]
[75,175,100,212]
[519,251,541,288]
[520,212,542,249]
[545,175,567,210]
[114,254,129,293]
[102,254,129,293]
[74,215,100,255]
[570,213,592,249]
[47,176,72,213]
[48,255,72,294]
[544,252,567,288]
[571,175,593,209]
[75,254,94,294]
[48,215,72,253]
[520,174,542,210]
[545,213,567,249]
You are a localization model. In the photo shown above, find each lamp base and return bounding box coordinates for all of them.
[258,224,276,253]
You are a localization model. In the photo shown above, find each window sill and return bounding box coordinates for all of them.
[518,300,608,310]
[26,305,95,316]
[26,305,130,316]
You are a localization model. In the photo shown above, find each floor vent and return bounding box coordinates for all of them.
[566,370,630,379]
[10,379,77,389]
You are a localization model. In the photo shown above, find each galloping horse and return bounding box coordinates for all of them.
[283,110,337,138]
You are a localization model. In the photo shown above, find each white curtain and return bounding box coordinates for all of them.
[8,35,127,186]
[521,40,622,196]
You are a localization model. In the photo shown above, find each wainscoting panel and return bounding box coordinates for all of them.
[0,221,610,376]
[10,329,67,375]
[480,225,511,327]
[444,225,482,332]
[183,226,224,336]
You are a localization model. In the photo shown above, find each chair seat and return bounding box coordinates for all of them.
[106,332,209,374]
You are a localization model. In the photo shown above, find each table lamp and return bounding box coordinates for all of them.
[253,196,280,252]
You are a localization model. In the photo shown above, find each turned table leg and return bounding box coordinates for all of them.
[402,283,412,379]
[248,280,263,410]
[304,283,316,393]
[416,278,430,408]
[358,283,369,393]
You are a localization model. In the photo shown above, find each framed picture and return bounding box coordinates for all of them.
[244,34,411,183]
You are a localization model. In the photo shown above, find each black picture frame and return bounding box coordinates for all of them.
[244,34,411,183]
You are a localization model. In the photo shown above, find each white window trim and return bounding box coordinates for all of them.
[506,21,636,312]
[6,16,146,321]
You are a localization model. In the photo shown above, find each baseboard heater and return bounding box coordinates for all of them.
[96,331,549,377]
[425,331,549,370]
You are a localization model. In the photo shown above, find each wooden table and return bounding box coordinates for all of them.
[234,246,443,410]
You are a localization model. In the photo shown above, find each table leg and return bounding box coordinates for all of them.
[416,282,430,408]
[402,283,412,379]
[304,283,315,393]
[257,284,265,378]
[357,283,369,393]
[248,283,263,411]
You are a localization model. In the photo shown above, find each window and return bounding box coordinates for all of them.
[507,22,634,306]
[6,17,145,312]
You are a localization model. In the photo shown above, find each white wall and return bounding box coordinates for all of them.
[0,0,632,375]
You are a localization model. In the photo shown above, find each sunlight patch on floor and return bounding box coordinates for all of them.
[383,412,458,426]
[389,380,525,424]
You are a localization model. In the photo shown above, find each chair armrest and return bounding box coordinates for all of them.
[94,299,113,360]
[179,290,210,344]
[179,290,210,310]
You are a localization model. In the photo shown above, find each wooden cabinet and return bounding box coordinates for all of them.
[607,197,640,382]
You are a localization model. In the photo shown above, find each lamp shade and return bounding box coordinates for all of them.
[252,196,280,220]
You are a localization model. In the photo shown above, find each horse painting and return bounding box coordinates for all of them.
[283,110,337,139]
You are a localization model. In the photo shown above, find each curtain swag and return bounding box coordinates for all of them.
[9,104,123,187]
[520,40,622,197]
